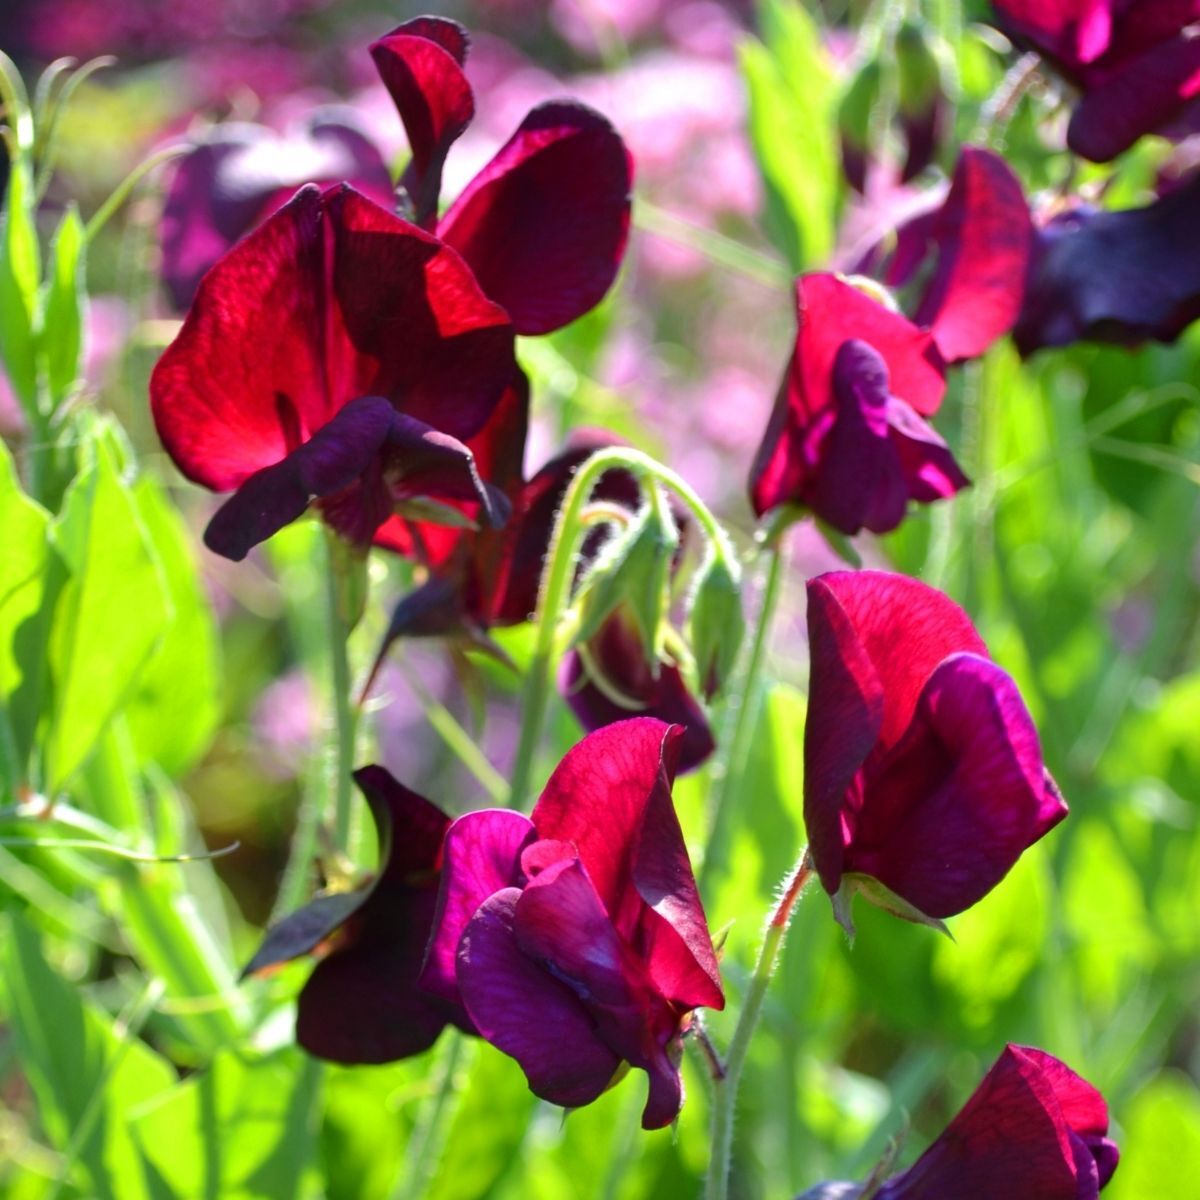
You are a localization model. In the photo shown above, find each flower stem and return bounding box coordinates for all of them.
[323,533,359,855]
[699,541,785,894]
[704,853,813,1200]
[507,446,734,810]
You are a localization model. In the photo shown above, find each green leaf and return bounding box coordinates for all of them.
[0,912,176,1200]
[1109,1074,1200,1200]
[0,158,42,413]
[42,204,85,409]
[124,477,221,776]
[128,1048,323,1200]
[739,0,838,270]
[44,426,171,790]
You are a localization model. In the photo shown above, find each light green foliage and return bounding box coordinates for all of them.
[1109,1075,1200,1199]
[0,157,42,410]
[42,206,85,408]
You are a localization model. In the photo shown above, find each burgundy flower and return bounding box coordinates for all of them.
[858,146,1035,363]
[160,113,394,309]
[991,0,1200,162]
[1013,171,1200,354]
[804,570,1067,928]
[150,183,516,560]
[749,273,968,534]
[419,719,724,1128]
[372,16,634,334]
[242,765,464,1063]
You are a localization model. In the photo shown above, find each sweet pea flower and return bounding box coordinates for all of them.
[371,16,633,335]
[420,719,724,1128]
[990,0,1200,162]
[150,183,516,560]
[1013,172,1200,354]
[804,571,1067,931]
[749,273,968,535]
[798,1045,1118,1199]
[242,765,464,1063]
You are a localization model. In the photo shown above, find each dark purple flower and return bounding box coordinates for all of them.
[991,0,1200,162]
[749,273,967,535]
[420,719,724,1128]
[1013,171,1200,354]
[160,113,394,309]
[150,184,515,560]
[804,570,1067,929]
[242,765,464,1063]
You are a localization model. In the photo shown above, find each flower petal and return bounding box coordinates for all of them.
[852,653,1067,918]
[913,146,1034,363]
[886,396,971,503]
[457,887,622,1109]
[420,808,537,1005]
[370,17,474,224]
[438,101,633,334]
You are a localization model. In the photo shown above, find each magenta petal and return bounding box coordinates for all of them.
[370,18,474,224]
[457,888,622,1109]
[438,101,633,334]
[914,146,1034,363]
[853,654,1067,918]
[203,395,396,559]
[886,396,971,503]
[420,809,537,1005]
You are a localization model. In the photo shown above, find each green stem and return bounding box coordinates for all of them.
[323,537,358,855]
[83,144,189,241]
[699,543,785,894]
[507,447,734,810]
[393,1031,467,1200]
[705,855,813,1200]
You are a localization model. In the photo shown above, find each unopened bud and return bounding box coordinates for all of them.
[686,552,745,701]
[896,22,946,182]
[837,59,883,193]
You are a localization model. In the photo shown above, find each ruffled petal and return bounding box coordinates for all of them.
[438,101,633,334]
[457,887,622,1109]
[370,17,474,224]
[852,654,1067,918]
[913,146,1034,363]
[421,809,537,1004]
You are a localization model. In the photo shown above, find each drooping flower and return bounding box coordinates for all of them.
[160,113,394,309]
[798,1045,1118,1198]
[371,16,634,335]
[150,183,516,560]
[242,765,465,1063]
[419,719,724,1128]
[749,273,968,534]
[990,0,1200,162]
[1013,171,1200,354]
[804,570,1067,930]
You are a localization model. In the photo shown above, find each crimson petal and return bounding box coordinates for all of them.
[371,17,474,226]
[438,101,633,334]
[457,888,622,1109]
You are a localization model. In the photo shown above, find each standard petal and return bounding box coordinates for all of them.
[203,395,397,559]
[852,653,1067,918]
[438,101,633,334]
[151,184,329,491]
[913,146,1034,363]
[420,809,537,1004]
[370,17,474,224]
[326,187,515,442]
[457,887,622,1109]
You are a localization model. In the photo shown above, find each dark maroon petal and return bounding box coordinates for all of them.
[457,887,622,1109]
[886,396,971,503]
[438,101,633,334]
[420,809,537,1005]
[851,654,1066,918]
[1068,32,1200,162]
[370,18,474,225]
[352,763,451,879]
[1014,173,1200,355]
[151,185,328,492]
[326,187,515,442]
[531,720,722,1007]
[900,97,944,184]
[913,147,1034,362]
[203,395,397,559]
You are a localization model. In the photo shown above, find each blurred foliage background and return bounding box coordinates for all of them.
[0,0,1197,1197]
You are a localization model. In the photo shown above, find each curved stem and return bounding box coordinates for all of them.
[699,542,785,894]
[705,854,813,1200]
[506,446,733,809]
[323,538,358,854]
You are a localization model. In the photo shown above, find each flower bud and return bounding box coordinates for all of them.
[686,552,745,700]
[837,59,883,193]
[896,21,946,183]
